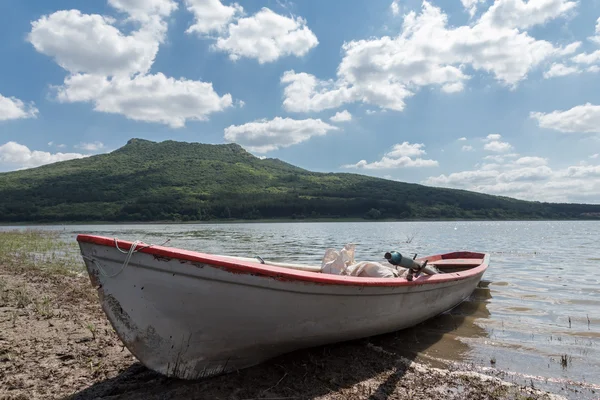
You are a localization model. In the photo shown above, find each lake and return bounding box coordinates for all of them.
[4,220,599,397]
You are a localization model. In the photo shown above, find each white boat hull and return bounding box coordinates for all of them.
[78,238,487,380]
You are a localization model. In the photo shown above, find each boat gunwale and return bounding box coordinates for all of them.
[77,234,489,287]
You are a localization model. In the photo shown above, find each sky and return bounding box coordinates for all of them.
[1,0,600,204]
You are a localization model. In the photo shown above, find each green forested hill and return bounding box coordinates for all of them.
[0,138,599,222]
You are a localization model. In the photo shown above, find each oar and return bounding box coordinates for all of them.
[215,254,322,272]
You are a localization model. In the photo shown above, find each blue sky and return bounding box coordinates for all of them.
[1,0,600,203]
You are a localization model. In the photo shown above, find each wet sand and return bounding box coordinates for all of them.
[0,260,572,400]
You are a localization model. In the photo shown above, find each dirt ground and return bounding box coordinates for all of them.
[0,263,567,400]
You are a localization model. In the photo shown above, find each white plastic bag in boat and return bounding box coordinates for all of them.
[321,244,400,278]
[345,261,399,278]
[321,244,356,275]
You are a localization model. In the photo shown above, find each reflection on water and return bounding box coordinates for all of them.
[3,220,600,395]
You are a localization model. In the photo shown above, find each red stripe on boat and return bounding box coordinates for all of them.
[76,234,489,287]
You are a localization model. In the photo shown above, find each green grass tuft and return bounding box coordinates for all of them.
[0,229,83,276]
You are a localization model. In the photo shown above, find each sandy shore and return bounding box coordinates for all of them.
[0,251,567,399]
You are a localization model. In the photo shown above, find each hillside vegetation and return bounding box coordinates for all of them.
[0,138,599,222]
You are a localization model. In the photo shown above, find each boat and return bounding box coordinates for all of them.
[76,234,489,380]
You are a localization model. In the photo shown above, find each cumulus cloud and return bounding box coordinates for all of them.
[212,8,318,63]
[223,117,338,153]
[184,2,318,64]
[543,63,581,78]
[75,141,105,151]
[281,1,578,113]
[461,0,485,18]
[483,133,513,152]
[484,141,513,152]
[0,142,87,169]
[544,17,600,79]
[343,142,438,169]
[0,93,39,121]
[29,2,233,128]
[281,70,357,113]
[458,137,467,141]
[592,17,600,45]
[108,0,177,22]
[56,73,232,128]
[514,156,548,167]
[184,0,242,35]
[28,9,165,77]
[530,103,600,133]
[390,0,400,16]
[424,142,600,203]
[571,49,600,69]
[478,0,577,30]
[330,110,352,122]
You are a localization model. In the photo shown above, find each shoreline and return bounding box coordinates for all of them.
[1,217,600,227]
[0,231,571,399]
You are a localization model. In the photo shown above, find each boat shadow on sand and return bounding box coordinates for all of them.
[67,285,491,400]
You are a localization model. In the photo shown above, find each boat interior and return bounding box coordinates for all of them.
[219,251,485,276]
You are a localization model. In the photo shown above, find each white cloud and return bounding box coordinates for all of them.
[544,63,581,78]
[390,0,400,16]
[461,0,485,18]
[591,17,600,45]
[223,117,338,153]
[281,1,577,114]
[281,70,357,113]
[441,82,465,93]
[76,141,105,151]
[184,2,318,63]
[424,154,600,203]
[387,142,427,158]
[530,103,600,133]
[484,140,513,152]
[0,93,39,121]
[28,9,165,77]
[482,133,513,152]
[483,153,519,162]
[184,0,243,35]
[0,142,87,169]
[565,164,600,178]
[424,137,600,203]
[30,3,234,128]
[572,50,600,65]
[108,0,177,22]
[591,153,599,159]
[547,17,600,79]
[343,142,438,169]
[330,110,352,122]
[588,65,600,73]
[56,73,233,128]
[514,156,548,167]
[479,0,577,30]
[458,137,467,141]
[211,7,318,63]
[462,145,474,151]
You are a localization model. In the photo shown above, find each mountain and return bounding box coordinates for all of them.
[0,138,599,222]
